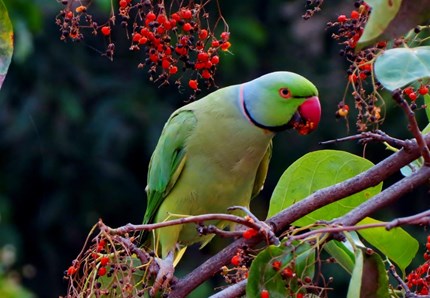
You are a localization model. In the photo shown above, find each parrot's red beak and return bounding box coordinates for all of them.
[290,96,321,135]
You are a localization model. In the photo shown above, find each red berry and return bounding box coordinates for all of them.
[65,11,73,19]
[296,293,304,298]
[100,256,109,266]
[201,69,211,79]
[427,235,430,243]
[282,267,294,278]
[260,289,270,298]
[132,33,142,43]
[409,92,417,101]
[119,0,128,8]
[230,255,241,266]
[139,37,148,45]
[169,66,178,75]
[146,12,156,22]
[183,23,192,32]
[337,14,347,22]
[171,13,181,21]
[195,62,205,70]
[221,41,231,51]
[426,243,430,250]
[197,52,209,62]
[98,267,107,276]
[67,266,77,276]
[350,10,360,19]
[180,9,192,19]
[348,74,358,84]
[272,260,282,271]
[211,40,220,47]
[242,228,258,239]
[419,85,429,95]
[377,41,387,48]
[188,79,198,90]
[99,239,106,246]
[101,26,111,36]
[157,14,167,24]
[220,31,230,41]
[210,55,220,65]
[199,29,208,40]
[359,72,367,80]
[404,86,414,95]
[162,59,171,69]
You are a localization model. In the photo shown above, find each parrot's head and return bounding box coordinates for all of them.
[240,71,321,135]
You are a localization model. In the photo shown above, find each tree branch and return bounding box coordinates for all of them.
[392,90,430,165]
[337,165,430,226]
[169,134,430,298]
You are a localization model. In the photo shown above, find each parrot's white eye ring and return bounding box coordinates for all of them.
[279,88,291,99]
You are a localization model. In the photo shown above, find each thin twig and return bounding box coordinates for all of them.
[389,265,421,298]
[387,209,430,230]
[392,90,430,165]
[319,130,407,149]
[209,279,247,298]
[337,165,430,226]
[105,213,265,235]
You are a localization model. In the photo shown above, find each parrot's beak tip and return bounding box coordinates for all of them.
[290,96,321,135]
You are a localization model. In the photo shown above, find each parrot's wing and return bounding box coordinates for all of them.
[251,140,272,199]
[143,110,197,225]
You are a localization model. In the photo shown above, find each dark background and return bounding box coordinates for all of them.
[0,0,428,297]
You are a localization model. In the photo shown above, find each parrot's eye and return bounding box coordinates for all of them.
[279,88,291,99]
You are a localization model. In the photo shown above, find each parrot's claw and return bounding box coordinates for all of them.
[150,252,175,297]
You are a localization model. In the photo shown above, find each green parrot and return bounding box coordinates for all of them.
[143,71,320,292]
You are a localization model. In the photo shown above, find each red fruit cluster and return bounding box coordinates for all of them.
[403,85,429,102]
[56,0,231,95]
[405,236,430,295]
[127,3,230,92]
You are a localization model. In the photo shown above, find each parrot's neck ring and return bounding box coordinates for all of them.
[239,84,293,133]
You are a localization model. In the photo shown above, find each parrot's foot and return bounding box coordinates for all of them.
[150,251,175,297]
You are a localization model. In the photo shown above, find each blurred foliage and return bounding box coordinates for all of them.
[0,0,428,297]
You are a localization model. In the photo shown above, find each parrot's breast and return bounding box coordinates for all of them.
[155,91,273,248]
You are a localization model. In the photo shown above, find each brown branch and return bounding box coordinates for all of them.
[336,165,430,226]
[106,213,265,236]
[387,209,430,230]
[392,90,430,165]
[319,130,408,149]
[169,134,430,298]
[209,280,247,298]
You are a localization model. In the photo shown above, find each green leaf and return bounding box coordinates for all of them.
[357,0,430,50]
[246,241,315,297]
[424,94,430,122]
[347,249,389,298]
[357,0,401,50]
[357,217,418,271]
[323,240,355,274]
[374,46,430,91]
[0,0,13,89]
[268,150,382,226]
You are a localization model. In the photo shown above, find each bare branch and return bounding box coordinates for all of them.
[105,213,264,235]
[386,209,430,230]
[337,165,430,226]
[209,279,247,298]
[320,130,408,149]
[392,90,430,165]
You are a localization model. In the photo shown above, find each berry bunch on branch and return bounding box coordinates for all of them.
[56,0,231,97]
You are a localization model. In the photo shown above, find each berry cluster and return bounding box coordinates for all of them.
[221,247,251,285]
[56,0,231,98]
[405,235,430,295]
[326,1,386,131]
[64,233,151,297]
